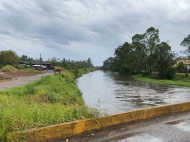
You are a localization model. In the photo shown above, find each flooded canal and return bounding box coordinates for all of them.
[76,70,190,114]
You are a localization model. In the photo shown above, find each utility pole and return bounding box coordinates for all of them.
[40,53,42,66]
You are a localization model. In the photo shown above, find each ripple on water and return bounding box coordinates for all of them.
[76,70,190,114]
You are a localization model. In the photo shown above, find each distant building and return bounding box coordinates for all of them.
[177,56,190,70]
[20,61,53,69]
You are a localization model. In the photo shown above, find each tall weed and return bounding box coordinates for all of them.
[0,69,102,141]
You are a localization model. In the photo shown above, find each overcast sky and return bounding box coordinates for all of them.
[0,0,190,66]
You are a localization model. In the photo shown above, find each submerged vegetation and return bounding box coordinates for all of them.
[0,68,104,141]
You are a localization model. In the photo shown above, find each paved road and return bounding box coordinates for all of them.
[0,71,53,90]
[68,111,190,142]
[106,112,190,142]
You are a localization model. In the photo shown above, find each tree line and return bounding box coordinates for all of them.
[101,27,190,79]
[47,57,94,70]
[0,50,94,70]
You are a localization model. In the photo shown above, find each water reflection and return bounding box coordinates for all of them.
[76,70,190,114]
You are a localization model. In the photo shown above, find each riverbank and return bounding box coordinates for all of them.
[0,68,102,141]
[132,74,190,87]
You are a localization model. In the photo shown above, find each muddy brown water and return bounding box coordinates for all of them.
[76,70,190,115]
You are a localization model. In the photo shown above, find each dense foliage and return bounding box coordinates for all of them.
[101,27,177,79]
[180,34,190,57]
[0,50,20,68]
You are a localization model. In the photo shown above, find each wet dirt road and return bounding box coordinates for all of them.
[0,72,53,90]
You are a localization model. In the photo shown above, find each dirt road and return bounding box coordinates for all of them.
[0,72,54,90]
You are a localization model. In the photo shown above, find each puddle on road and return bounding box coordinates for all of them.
[174,122,190,132]
[99,132,137,142]
[107,134,165,142]
[166,120,185,125]
[166,119,190,132]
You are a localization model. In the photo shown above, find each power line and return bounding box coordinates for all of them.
[0,38,39,55]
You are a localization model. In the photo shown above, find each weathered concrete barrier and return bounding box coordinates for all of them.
[8,101,190,141]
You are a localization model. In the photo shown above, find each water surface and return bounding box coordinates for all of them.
[76,70,190,114]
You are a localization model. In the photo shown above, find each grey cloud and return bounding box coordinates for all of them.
[0,30,11,35]
[1,0,190,65]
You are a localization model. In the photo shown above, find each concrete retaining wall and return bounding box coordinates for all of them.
[9,101,190,141]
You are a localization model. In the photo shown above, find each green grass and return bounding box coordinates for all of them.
[132,73,190,87]
[0,68,104,141]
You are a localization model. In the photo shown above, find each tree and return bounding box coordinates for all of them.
[0,50,20,66]
[154,42,176,79]
[180,34,190,57]
[101,27,177,79]
[50,57,58,66]
[113,42,135,75]
[144,27,160,74]
[132,34,147,73]
[102,57,114,71]
[20,55,28,60]
[177,62,185,73]
[86,58,93,68]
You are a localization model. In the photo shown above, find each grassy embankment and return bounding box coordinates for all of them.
[0,68,104,141]
[132,73,190,87]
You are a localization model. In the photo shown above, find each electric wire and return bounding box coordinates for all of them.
[0,38,39,55]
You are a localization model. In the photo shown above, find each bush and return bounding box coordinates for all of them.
[173,74,186,81]
[185,72,188,78]
[150,73,158,79]
[0,65,18,72]
[164,67,176,79]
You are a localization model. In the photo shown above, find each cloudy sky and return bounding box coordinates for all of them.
[0,0,190,66]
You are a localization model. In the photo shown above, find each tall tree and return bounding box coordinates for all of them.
[102,57,114,71]
[114,42,134,75]
[180,34,190,57]
[154,42,176,78]
[86,58,93,68]
[132,34,147,73]
[144,27,160,74]
[101,27,177,78]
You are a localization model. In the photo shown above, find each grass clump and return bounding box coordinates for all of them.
[0,69,104,141]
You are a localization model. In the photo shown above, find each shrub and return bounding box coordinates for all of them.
[150,73,158,79]
[185,72,189,78]
[164,67,176,79]
[0,65,18,72]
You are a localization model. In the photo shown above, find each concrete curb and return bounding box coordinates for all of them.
[8,101,190,141]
